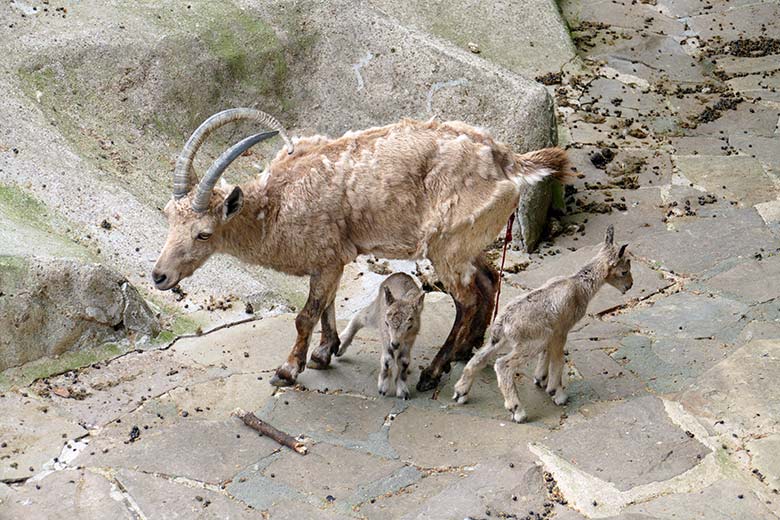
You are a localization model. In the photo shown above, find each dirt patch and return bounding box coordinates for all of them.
[685,94,743,127]
[718,37,780,58]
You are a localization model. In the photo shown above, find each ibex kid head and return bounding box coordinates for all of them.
[382,287,425,349]
[601,224,633,294]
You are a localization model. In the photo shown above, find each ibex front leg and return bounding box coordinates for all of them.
[270,266,343,386]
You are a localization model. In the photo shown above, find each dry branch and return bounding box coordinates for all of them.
[231,408,308,455]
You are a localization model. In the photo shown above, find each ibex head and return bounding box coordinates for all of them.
[152,108,292,290]
[602,224,633,294]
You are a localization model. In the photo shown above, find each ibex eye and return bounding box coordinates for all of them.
[196,232,212,241]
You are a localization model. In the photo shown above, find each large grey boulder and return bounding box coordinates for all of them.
[0,257,159,372]
[365,0,577,78]
[6,0,559,273]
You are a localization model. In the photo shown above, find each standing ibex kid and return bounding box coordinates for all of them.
[453,225,633,422]
[337,273,425,399]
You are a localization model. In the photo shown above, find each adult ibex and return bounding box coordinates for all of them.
[152,108,570,391]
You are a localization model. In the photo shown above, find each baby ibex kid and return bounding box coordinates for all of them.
[337,273,425,399]
[453,225,632,422]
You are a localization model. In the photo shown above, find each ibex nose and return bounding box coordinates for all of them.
[391,341,400,349]
[152,270,167,287]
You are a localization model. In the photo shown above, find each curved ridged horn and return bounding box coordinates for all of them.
[191,131,278,213]
[172,108,293,200]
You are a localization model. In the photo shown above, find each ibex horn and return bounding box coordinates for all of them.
[172,108,293,200]
[191,131,278,213]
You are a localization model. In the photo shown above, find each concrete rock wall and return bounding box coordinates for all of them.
[0,257,159,372]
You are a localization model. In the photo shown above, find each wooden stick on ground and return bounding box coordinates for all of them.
[231,408,308,455]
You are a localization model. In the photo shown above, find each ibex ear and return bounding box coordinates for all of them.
[604,224,615,246]
[384,286,395,305]
[618,243,628,258]
[415,291,425,309]
[223,186,244,222]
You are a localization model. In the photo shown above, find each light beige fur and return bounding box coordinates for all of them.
[452,225,633,422]
[153,117,571,389]
[337,273,424,399]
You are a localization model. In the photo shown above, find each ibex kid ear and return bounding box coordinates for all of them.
[384,286,395,305]
[415,291,425,309]
[604,224,614,246]
[618,243,628,258]
[223,186,244,222]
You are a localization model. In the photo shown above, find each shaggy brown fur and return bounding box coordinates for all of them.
[153,118,571,390]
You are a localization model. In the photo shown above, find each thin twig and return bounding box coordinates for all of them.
[231,408,308,455]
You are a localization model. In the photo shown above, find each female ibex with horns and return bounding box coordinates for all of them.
[152,108,570,391]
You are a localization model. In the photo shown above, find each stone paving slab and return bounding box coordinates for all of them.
[115,468,257,519]
[388,405,545,469]
[401,446,549,520]
[668,136,731,156]
[673,154,777,208]
[150,372,275,423]
[260,442,405,508]
[29,349,208,430]
[614,291,749,343]
[170,314,298,375]
[556,187,669,250]
[687,2,780,41]
[631,207,775,275]
[541,396,711,492]
[728,135,780,174]
[0,391,86,482]
[679,339,780,439]
[613,334,739,394]
[746,434,780,493]
[656,0,760,18]
[567,348,648,402]
[688,103,779,139]
[77,418,281,484]
[355,471,461,520]
[621,478,777,519]
[0,469,133,519]
[261,391,395,457]
[561,0,686,35]
[263,499,354,519]
[702,255,780,305]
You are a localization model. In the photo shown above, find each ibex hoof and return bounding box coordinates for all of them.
[269,372,295,387]
[533,376,547,388]
[306,357,329,370]
[453,392,468,405]
[416,370,440,392]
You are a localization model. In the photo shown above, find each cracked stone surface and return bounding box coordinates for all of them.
[542,397,711,491]
[3,0,780,518]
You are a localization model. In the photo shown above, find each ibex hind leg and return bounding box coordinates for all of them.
[494,350,529,423]
[533,350,549,388]
[545,334,569,406]
[418,259,484,392]
[308,300,340,369]
[454,255,498,362]
[335,306,369,357]
[453,334,506,404]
